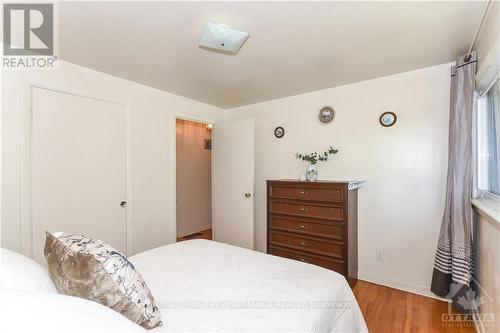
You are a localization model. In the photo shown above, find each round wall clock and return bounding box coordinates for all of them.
[318,106,335,123]
[274,126,285,138]
[379,112,397,127]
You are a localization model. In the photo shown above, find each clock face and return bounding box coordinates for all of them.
[379,112,397,127]
[274,126,285,138]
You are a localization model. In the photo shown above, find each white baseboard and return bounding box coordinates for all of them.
[358,272,451,302]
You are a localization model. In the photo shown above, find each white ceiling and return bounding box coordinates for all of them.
[59,1,486,109]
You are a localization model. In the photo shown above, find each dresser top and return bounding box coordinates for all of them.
[267,179,365,190]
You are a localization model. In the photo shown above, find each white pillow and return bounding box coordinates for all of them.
[1,248,57,293]
[0,290,145,333]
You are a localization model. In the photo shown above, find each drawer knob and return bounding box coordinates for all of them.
[299,240,308,247]
[299,207,308,213]
[299,257,306,262]
[299,190,308,195]
[299,223,307,229]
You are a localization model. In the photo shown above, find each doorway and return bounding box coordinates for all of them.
[176,118,213,242]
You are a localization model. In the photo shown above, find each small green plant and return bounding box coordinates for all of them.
[295,146,339,165]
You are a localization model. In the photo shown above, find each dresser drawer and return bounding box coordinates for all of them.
[270,185,343,203]
[270,215,344,240]
[269,230,343,259]
[270,201,344,221]
[269,246,345,274]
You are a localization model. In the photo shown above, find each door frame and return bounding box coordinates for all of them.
[19,82,134,257]
[170,114,217,243]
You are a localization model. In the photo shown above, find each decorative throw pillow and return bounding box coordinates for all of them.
[44,232,162,329]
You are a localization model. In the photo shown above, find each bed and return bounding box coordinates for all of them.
[130,240,367,333]
[1,240,367,333]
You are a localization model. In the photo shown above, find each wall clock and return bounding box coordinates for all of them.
[379,111,397,127]
[318,106,335,123]
[274,126,285,138]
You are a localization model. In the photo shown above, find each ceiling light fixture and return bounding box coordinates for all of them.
[199,23,249,54]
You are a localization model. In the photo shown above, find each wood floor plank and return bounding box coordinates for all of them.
[354,280,476,333]
[177,228,212,242]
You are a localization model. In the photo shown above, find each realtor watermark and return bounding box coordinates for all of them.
[156,299,352,310]
[441,279,496,330]
[2,2,58,69]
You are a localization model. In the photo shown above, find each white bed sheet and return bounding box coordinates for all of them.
[130,240,368,333]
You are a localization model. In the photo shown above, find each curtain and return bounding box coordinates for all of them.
[431,51,477,312]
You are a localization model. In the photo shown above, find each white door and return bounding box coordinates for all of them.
[31,87,127,264]
[212,119,255,249]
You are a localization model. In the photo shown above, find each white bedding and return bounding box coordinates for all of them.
[130,240,367,333]
[0,290,143,333]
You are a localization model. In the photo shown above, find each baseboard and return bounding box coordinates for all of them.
[358,272,451,302]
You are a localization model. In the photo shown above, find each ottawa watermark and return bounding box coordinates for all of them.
[2,2,58,70]
[441,279,495,331]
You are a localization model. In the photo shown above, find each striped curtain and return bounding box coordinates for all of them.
[431,52,477,312]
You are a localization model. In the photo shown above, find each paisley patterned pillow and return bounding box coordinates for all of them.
[44,232,162,329]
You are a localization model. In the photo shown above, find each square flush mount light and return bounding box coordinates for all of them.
[199,23,249,54]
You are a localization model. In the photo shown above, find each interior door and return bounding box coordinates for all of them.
[31,87,127,264]
[212,119,255,249]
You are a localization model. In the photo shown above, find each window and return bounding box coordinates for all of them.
[476,77,500,198]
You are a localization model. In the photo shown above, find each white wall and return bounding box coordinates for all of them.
[475,211,500,333]
[227,63,452,298]
[176,119,212,237]
[475,1,499,75]
[1,60,225,256]
[474,3,500,331]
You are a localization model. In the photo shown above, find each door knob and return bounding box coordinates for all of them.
[244,193,252,198]
[120,201,127,207]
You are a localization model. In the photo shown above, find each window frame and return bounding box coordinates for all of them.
[473,72,500,223]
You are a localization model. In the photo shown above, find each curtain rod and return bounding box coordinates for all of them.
[466,0,493,60]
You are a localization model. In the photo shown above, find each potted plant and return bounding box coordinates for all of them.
[295,146,339,181]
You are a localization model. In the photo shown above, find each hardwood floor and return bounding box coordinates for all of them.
[354,280,476,333]
[177,228,212,242]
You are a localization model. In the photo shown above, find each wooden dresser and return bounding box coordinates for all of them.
[267,180,359,287]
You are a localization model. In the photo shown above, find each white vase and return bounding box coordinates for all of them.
[306,164,318,181]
